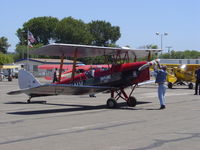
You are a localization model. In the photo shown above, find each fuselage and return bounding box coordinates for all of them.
[57,61,150,88]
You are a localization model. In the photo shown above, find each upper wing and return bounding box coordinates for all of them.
[163,64,180,67]
[7,84,116,96]
[30,43,161,58]
[185,64,200,71]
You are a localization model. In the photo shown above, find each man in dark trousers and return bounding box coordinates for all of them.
[52,68,58,83]
[194,67,200,95]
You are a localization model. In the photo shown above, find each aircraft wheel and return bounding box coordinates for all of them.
[107,98,117,108]
[8,76,12,81]
[168,82,173,89]
[188,83,193,89]
[127,96,137,107]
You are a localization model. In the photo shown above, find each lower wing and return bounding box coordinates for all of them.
[7,84,115,97]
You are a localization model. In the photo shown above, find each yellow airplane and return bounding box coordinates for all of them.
[0,64,21,81]
[165,64,200,89]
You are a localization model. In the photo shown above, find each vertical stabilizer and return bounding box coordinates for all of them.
[18,70,41,89]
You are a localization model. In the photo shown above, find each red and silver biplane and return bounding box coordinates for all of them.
[8,43,161,108]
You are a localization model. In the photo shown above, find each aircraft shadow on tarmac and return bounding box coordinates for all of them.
[6,101,152,115]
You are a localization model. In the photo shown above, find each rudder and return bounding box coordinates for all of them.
[18,70,41,89]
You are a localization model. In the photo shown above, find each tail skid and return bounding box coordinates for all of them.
[18,70,41,89]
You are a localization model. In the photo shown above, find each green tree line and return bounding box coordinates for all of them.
[17,16,121,46]
[159,50,200,59]
[14,16,121,62]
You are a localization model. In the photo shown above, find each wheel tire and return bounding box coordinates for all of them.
[107,98,117,108]
[168,82,173,89]
[188,83,193,89]
[8,76,12,81]
[127,96,137,107]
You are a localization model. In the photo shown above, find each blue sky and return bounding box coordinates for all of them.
[0,0,199,52]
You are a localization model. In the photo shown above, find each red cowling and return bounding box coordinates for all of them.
[111,61,150,84]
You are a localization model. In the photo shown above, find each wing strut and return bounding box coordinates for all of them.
[147,51,151,61]
[58,54,64,82]
[71,49,78,81]
[134,55,137,62]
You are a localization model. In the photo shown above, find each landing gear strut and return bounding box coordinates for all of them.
[168,82,173,89]
[188,83,193,89]
[106,85,137,108]
[27,96,32,103]
[26,96,46,104]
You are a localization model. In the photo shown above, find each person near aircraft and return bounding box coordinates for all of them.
[52,68,58,83]
[154,62,167,109]
[194,67,200,95]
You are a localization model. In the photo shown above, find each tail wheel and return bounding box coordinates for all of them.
[107,98,117,108]
[127,96,137,107]
[168,82,173,89]
[188,83,193,89]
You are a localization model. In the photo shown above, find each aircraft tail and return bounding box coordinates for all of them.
[18,70,41,89]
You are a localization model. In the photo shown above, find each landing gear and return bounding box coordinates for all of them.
[107,98,117,108]
[106,85,138,108]
[27,97,32,103]
[168,82,173,89]
[188,83,193,89]
[127,96,137,107]
[26,96,46,104]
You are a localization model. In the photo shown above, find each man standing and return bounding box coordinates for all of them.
[194,67,200,95]
[154,63,167,109]
[52,68,58,83]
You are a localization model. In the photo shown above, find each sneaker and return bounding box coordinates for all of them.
[160,105,166,109]
[194,93,197,95]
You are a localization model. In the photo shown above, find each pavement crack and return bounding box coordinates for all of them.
[0,120,146,145]
[130,132,200,150]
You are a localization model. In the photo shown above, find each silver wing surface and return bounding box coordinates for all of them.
[31,43,161,58]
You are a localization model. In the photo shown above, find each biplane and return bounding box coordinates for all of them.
[7,43,161,108]
[165,64,200,89]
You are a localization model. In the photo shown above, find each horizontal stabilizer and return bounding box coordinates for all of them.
[7,84,116,97]
[7,89,26,95]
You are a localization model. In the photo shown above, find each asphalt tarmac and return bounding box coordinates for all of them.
[0,79,200,150]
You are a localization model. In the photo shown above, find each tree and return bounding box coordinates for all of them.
[160,50,200,59]
[15,16,122,63]
[55,17,93,44]
[14,43,44,60]
[88,20,121,46]
[139,44,158,49]
[16,16,59,45]
[0,53,13,65]
[0,37,10,54]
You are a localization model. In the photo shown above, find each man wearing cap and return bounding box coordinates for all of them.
[154,63,167,109]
